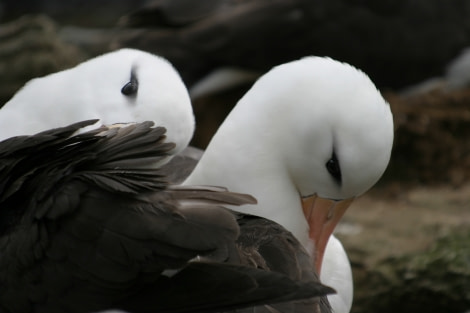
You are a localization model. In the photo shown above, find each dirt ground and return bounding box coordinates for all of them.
[336,183,470,312]
[338,183,470,265]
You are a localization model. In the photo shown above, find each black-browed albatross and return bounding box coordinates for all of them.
[0,48,194,156]
[184,56,394,313]
[0,49,335,313]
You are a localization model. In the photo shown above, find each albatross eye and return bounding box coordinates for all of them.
[121,69,138,96]
[326,152,342,184]
[121,81,138,96]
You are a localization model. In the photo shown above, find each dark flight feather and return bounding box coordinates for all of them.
[0,120,333,313]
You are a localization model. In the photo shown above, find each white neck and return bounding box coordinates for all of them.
[185,93,311,250]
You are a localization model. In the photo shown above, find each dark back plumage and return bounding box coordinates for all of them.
[0,120,333,313]
[162,151,334,313]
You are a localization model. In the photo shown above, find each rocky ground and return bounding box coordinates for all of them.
[341,184,470,313]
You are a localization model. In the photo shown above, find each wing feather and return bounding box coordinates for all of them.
[0,120,331,313]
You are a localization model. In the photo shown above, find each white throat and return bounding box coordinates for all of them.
[185,89,312,248]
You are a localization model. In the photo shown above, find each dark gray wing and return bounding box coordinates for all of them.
[228,213,333,313]
[160,148,334,313]
[0,121,332,313]
[159,146,203,184]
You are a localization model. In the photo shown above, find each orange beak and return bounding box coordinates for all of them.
[301,195,354,274]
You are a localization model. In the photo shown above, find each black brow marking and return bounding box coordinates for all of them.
[325,150,342,185]
[121,67,139,96]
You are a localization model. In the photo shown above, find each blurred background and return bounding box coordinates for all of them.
[1,0,469,312]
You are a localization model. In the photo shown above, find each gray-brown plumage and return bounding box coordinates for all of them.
[0,120,333,313]
[228,213,332,313]
[161,152,333,313]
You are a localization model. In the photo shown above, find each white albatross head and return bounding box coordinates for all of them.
[0,48,194,155]
[184,56,394,312]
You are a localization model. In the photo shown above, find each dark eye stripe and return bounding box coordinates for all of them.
[325,151,341,184]
[121,68,138,96]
